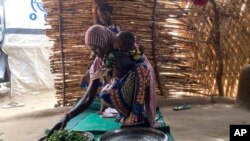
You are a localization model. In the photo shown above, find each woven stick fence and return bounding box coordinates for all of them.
[181,0,250,98]
[44,0,250,106]
[44,0,93,106]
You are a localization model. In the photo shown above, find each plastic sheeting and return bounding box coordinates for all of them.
[2,0,54,95]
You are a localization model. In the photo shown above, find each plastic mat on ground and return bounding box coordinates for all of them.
[65,99,175,141]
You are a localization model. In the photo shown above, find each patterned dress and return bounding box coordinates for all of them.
[89,56,157,127]
[99,63,151,125]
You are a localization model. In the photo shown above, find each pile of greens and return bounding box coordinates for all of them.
[47,130,91,141]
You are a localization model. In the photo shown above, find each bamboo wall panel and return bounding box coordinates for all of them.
[45,0,250,106]
[182,0,250,98]
[44,0,93,106]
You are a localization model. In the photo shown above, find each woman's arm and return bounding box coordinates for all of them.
[47,79,100,138]
[68,78,100,117]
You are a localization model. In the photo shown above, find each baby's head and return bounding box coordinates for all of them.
[113,31,135,52]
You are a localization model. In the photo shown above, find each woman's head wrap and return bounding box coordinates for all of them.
[85,25,115,49]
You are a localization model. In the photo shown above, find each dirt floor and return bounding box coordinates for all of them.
[0,91,250,141]
[0,89,56,119]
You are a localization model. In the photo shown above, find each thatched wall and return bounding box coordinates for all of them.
[44,0,250,106]
[44,0,93,106]
[182,0,250,98]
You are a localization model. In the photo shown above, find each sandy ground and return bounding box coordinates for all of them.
[0,89,57,119]
[0,90,250,141]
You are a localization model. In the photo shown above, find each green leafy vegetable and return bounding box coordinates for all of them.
[47,130,90,141]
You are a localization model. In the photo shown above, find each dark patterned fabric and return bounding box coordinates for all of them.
[100,63,150,125]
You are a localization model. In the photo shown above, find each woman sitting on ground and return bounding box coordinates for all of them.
[47,25,157,138]
[100,31,151,126]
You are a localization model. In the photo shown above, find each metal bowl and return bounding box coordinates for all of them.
[99,128,168,141]
[82,131,95,141]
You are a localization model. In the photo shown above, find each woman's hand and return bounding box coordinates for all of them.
[47,79,100,139]
[46,115,70,138]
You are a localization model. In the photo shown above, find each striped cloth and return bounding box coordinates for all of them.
[85,24,115,49]
[89,57,105,81]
